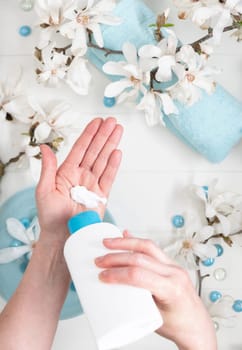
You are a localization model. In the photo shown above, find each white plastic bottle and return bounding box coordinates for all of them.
[64,211,163,350]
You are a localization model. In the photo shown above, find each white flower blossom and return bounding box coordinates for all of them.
[174,0,242,43]
[137,90,178,127]
[60,0,121,55]
[164,214,217,269]
[0,68,34,124]
[192,179,242,235]
[29,99,75,143]
[169,45,218,106]
[207,295,237,328]
[36,43,69,87]
[192,0,242,43]
[138,33,178,83]
[103,42,150,104]
[0,217,40,263]
[35,0,77,49]
[66,55,92,95]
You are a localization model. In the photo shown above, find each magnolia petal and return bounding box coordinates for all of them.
[34,121,52,142]
[193,243,217,260]
[66,57,92,95]
[0,245,31,264]
[122,42,138,66]
[104,79,133,98]
[138,45,162,58]
[4,96,34,123]
[156,56,176,82]
[6,218,30,244]
[102,61,127,76]
[158,92,178,115]
[88,23,104,48]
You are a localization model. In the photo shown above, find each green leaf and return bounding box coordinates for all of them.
[162,23,174,27]
[149,23,157,27]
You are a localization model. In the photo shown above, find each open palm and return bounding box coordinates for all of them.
[36,117,123,243]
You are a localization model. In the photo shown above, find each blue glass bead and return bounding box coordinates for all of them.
[233,300,242,312]
[19,25,32,37]
[103,96,116,108]
[172,215,185,228]
[214,243,224,257]
[201,257,215,267]
[20,217,30,228]
[70,281,76,292]
[209,291,222,303]
[9,239,22,247]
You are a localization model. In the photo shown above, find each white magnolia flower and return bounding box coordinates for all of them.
[66,55,92,95]
[0,217,40,263]
[0,68,34,124]
[192,179,242,235]
[103,42,150,103]
[60,0,121,55]
[138,33,178,83]
[137,90,178,127]
[36,43,69,87]
[207,295,237,328]
[231,26,242,41]
[164,214,217,269]
[29,99,75,143]
[192,0,242,43]
[169,45,217,106]
[35,0,76,49]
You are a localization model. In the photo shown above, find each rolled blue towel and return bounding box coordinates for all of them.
[87,0,242,163]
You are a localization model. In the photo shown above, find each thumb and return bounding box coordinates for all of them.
[37,144,57,196]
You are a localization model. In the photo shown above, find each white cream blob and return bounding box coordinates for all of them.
[70,186,107,208]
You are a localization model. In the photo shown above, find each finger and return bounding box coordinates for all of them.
[91,124,123,178]
[99,149,122,195]
[36,145,57,198]
[102,237,173,265]
[63,118,103,167]
[95,251,173,277]
[123,230,133,238]
[80,117,117,170]
[99,266,173,302]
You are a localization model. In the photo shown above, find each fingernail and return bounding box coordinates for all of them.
[95,256,104,263]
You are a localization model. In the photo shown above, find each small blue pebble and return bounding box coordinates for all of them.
[19,25,32,37]
[214,244,224,257]
[172,215,185,228]
[202,257,215,267]
[20,217,30,228]
[233,300,242,313]
[209,291,222,303]
[103,96,116,108]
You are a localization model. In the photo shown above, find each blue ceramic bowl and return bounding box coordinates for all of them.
[0,187,115,320]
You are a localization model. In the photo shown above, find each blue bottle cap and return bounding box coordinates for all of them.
[68,211,101,234]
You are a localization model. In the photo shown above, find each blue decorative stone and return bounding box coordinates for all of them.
[20,217,30,228]
[201,257,215,267]
[214,243,224,257]
[209,291,222,303]
[103,96,116,108]
[172,215,185,228]
[233,300,242,312]
[19,25,32,37]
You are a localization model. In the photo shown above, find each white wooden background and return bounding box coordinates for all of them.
[0,1,242,349]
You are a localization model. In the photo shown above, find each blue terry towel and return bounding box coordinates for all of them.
[87,0,242,163]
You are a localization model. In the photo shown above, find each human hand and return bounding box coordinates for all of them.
[36,117,123,245]
[95,232,217,350]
